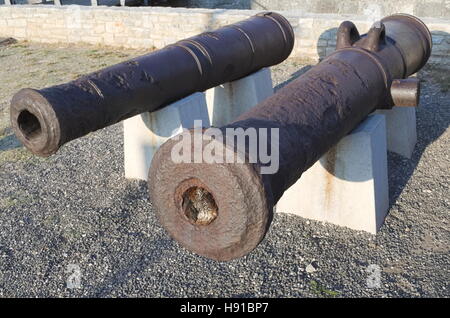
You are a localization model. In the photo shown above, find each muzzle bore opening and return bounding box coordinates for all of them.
[181,186,218,226]
[17,110,42,141]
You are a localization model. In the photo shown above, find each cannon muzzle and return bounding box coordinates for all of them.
[149,14,432,261]
[10,12,294,157]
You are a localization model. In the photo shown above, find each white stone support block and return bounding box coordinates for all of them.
[124,68,273,180]
[276,114,389,234]
[206,68,273,127]
[375,107,417,158]
[124,92,209,180]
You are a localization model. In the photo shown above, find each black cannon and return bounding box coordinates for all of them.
[149,14,432,261]
[10,12,294,157]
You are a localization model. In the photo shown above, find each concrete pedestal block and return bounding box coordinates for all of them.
[375,107,417,158]
[206,68,273,127]
[276,114,389,234]
[124,92,209,180]
[124,68,273,180]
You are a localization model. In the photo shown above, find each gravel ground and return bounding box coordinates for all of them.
[0,42,448,298]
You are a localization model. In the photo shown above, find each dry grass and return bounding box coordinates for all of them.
[0,41,149,163]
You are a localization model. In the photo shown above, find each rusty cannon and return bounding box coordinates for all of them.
[149,14,432,261]
[10,12,294,157]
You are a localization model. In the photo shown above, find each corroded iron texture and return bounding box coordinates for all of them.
[149,14,432,261]
[150,139,271,261]
[10,12,294,157]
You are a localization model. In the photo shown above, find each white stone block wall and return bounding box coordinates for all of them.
[0,5,449,65]
[183,0,450,20]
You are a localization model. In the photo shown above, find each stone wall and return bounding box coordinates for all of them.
[170,0,250,9]
[179,0,450,19]
[0,5,449,65]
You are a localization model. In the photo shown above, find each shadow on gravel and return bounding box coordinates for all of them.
[88,181,176,297]
[387,69,449,208]
[92,238,174,297]
[387,28,450,208]
[0,132,22,152]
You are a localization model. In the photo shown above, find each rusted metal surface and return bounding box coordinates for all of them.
[149,14,432,261]
[0,37,17,47]
[391,78,421,107]
[10,12,294,157]
[150,140,271,261]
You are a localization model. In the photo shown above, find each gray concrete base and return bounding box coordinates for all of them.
[276,114,389,234]
[124,92,209,180]
[123,68,272,180]
[375,107,417,158]
[206,68,273,127]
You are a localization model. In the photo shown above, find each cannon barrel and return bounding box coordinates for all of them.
[10,12,294,157]
[149,14,432,261]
